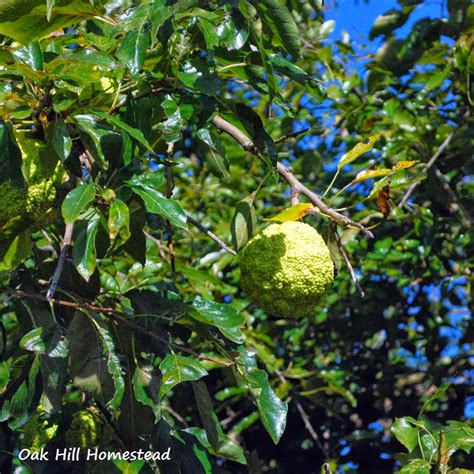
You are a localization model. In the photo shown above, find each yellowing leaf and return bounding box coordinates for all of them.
[264,203,313,222]
[392,160,417,171]
[338,134,380,169]
[352,160,417,184]
[351,168,392,183]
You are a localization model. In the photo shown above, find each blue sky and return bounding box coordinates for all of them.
[325,0,443,43]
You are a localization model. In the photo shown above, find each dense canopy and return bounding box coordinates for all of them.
[0,0,472,473]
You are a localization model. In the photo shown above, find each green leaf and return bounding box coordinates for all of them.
[192,380,223,451]
[369,7,412,40]
[94,111,154,153]
[61,182,97,224]
[268,54,323,98]
[132,366,159,415]
[159,354,208,400]
[243,368,287,444]
[95,322,125,411]
[48,116,72,162]
[392,417,419,452]
[251,0,301,58]
[72,213,100,281]
[0,232,32,275]
[420,381,450,415]
[12,41,43,71]
[197,128,230,178]
[116,23,150,76]
[0,120,24,187]
[108,198,131,244]
[128,182,188,230]
[8,355,41,429]
[20,327,45,353]
[231,195,257,250]
[0,0,107,43]
[398,459,431,474]
[190,298,245,344]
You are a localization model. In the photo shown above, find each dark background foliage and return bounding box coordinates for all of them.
[0,0,472,473]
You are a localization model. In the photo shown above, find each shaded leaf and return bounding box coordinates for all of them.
[231,196,257,250]
[94,111,154,153]
[94,321,125,411]
[192,380,222,450]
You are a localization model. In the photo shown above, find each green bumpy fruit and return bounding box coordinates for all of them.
[240,221,334,318]
[22,409,58,453]
[65,410,100,448]
[0,136,64,228]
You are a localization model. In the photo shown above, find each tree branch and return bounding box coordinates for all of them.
[187,216,237,255]
[212,115,374,239]
[166,142,177,280]
[398,131,454,208]
[46,223,74,301]
[3,288,234,367]
[331,224,365,297]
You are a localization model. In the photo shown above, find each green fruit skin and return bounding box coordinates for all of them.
[240,221,334,317]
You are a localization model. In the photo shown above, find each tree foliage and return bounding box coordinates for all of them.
[0,0,472,472]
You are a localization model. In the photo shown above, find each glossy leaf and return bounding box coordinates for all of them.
[61,183,97,224]
[95,322,125,411]
[94,111,154,153]
[243,367,288,444]
[128,182,188,230]
[158,354,208,399]
[72,213,100,281]
[190,298,245,343]
[108,198,131,244]
[0,0,107,43]
[116,24,150,76]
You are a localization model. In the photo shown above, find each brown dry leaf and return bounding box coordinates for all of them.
[377,184,391,218]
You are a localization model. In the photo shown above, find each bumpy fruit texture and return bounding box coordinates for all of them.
[240,221,334,317]
[0,136,64,228]
[65,410,100,448]
[21,410,58,453]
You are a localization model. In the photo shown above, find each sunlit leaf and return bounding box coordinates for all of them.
[265,203,313,222]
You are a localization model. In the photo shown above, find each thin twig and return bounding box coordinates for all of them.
[46,223,74,301]
[398,131,455,208]
[3,288,234,367]
[166,143,177,280]
[331,224,365,298]
[275,128,310,144]
[187,216,237,255]
[5,288,114,314]
[212,115,374,239]
[290,187,300,206]
[295,400,329,461]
